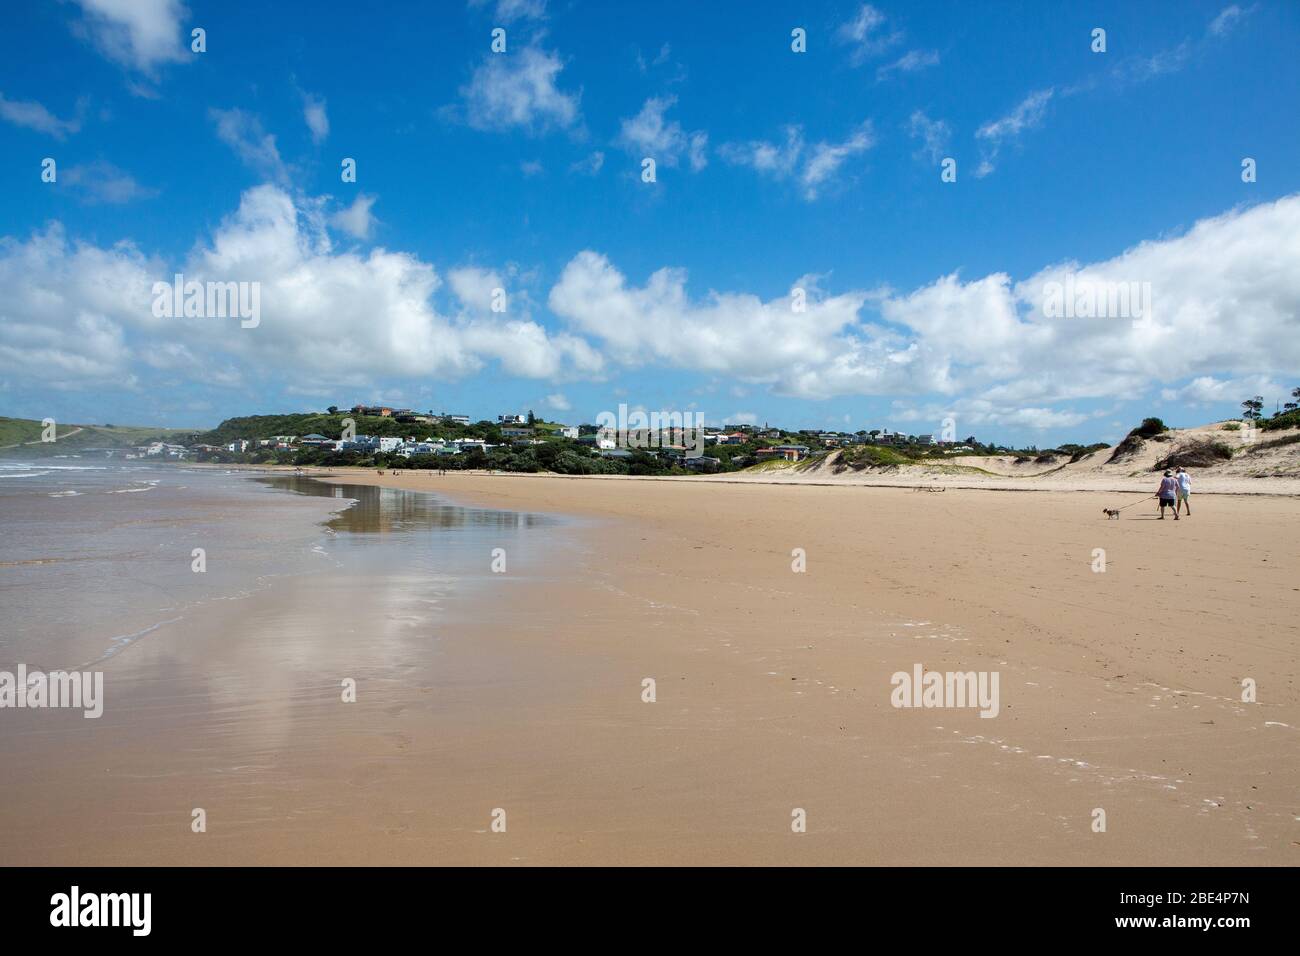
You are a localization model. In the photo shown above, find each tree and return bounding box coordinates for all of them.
[1241,396,1264,421]
[327,406,339,415]
[535,442,560,467]
[527,409,536,426]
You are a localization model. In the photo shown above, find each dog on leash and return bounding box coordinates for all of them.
[1102,508,1121,519]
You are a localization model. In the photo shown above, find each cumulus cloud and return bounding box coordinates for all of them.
[5,182,1296,431]
[546,195,1300,424]
[461,46,580,133]
[0,93,85,139]
[0,185,602,394]
[548,252,871,386]
[329,194,378,240]
[68,0,189,76]
[0,222,159,389]
[719,121,874,199]
[1159,375,1282,407]
[616,96,706,170]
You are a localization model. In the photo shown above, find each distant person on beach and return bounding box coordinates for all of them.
[1175,467,1192,516]
[1157,471,1180,520]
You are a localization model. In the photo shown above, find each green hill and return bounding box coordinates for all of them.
[0,417,191,458]
[191,412,501,444]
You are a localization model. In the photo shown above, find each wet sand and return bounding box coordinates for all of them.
[2,470,1296,864]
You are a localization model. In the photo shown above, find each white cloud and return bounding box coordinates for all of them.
[1208,4,1252,37]
[61,162,158,205]
[720,121,874,199]
[0,222,157,389]
[837,4,902,64]
[688,131,708,171]
[0,185,602,393]
[548,253,870,385]
[718,126,802,176]
[906,110,950,164]
[1159,375,1282,407]
[69,0,189,76]
[0,93,84,139]
[210,108,289,184]
[302,93,329,144]
[891,398,1098,431]
[800,122,874,199]
[616,96,707,171]
[448,266,506,315]
[329,194,378,240]
[569,150,604,175]
[974,88,1054,177]
[547,195,1300,422]
[877,49,939,81]
[468,0,546,22]
[6,183,1297,431]
[543,392,570,411]
[461,46,580,133]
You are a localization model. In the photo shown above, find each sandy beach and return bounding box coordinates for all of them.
[6,466,1293,866]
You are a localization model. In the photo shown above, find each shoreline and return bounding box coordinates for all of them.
[184,461,1300,498]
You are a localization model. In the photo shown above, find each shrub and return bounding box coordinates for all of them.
[1262,408,1300,432]
[1154,440,1233,470]
[1131,417,1168,439]
[837,445,913,470]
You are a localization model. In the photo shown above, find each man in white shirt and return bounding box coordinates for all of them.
[1175,467,1192,516]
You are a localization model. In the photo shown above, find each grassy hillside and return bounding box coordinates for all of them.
[191,413,501,445]
[0,417,191,457]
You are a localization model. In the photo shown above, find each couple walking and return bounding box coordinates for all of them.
[1157,467,1191,519]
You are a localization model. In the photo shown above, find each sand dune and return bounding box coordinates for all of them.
[718,421,1300,495]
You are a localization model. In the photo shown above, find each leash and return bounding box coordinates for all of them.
[1116,494,1158,512]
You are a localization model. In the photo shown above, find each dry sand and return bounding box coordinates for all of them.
[310,471,1300,864]
[5,469,1296,865]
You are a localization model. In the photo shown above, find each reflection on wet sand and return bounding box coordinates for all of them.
[261,476,556,537]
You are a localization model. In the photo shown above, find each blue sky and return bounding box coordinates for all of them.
[1,0,1297,444]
